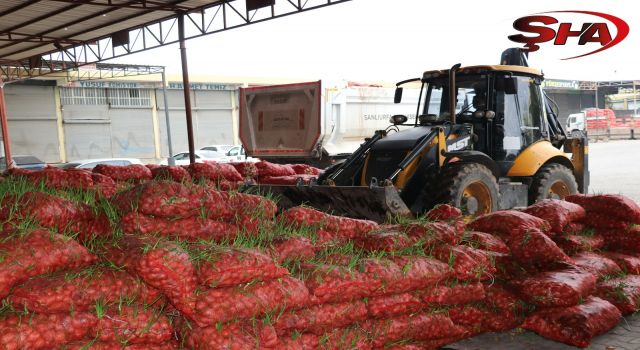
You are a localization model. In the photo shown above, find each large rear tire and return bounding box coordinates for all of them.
[433,163,499,216]
[529,163,578,204]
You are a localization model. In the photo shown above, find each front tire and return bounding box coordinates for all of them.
[433,163,499,216]
[529,163,578,204]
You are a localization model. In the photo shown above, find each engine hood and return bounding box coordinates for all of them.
[371,126,435,151]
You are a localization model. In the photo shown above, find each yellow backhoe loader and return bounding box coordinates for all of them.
[248,48,589,222]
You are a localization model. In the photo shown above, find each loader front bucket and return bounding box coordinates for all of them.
[244,184,413,223]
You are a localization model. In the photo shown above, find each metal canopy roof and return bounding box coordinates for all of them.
[0,0,350,81]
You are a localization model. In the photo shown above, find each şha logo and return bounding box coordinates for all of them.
[508,11,629,60]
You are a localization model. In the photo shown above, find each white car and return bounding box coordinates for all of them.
[62,158,143,169]
[217,146,259,163]
[200,145,235,153]
[160,150,225,166]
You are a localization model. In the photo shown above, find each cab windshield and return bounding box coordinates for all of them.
[421,74,489,120]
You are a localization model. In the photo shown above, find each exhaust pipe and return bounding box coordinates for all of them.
[449,63,461,124]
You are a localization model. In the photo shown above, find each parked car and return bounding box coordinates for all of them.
[160,150,225,166]
[200,145,235,153]
[218,146,259,163]
[0,155,46,171]
[61,158,143,169]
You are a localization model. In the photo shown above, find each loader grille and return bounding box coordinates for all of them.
[364,150,408,184]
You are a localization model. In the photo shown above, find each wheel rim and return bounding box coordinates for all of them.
[462,181,493,215]
[549,180,571,199]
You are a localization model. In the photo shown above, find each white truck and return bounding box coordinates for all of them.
[238,81,420,167]
[566,112,586,137]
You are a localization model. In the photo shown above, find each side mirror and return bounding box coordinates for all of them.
[394,87,403,103]
[504,77,518,95]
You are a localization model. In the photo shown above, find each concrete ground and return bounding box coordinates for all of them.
[446,139,640,350]
[588,139,640,202]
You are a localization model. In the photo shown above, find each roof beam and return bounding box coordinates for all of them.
[43,0,191,12]
[0,0,42,17]
[0,0,351,81]
[0,0,191,59]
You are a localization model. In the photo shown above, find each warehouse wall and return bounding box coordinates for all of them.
[3,83,237,164]
[156,89,235,158]
[4,85,61,163]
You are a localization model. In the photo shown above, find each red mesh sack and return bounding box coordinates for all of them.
[600,252,640,274]
[94,164,152,182]
[228,192,278,218]
[106,235,197,319]
[188,162,243,182]
[136,181,206,218]
[571,252,622,279]
[91,173,117,198]
[280,206,338,230]
[24,167,94,191]
[69,211,113,244]
[447,305,486,328]
[566,193,640,224]
[364,257,450,296]
[512,267,597,307]
[601,226,640,253]
[0,191,82,232]
[522,296,621,348]
[319,327,371,350]
[432,245,496,281]
[279,207,377,239]
[404,222,462,247]
[0,312,98,349]
[194,276,310,325]
[304,264,380,303]
[8,267,162,313]
[290,164,322,175]
[151,166,192,182]
[201,189,235,221]
[505,228,570,266]
[468,210,551,236]
[461,231,509,253]
[0,230,96,299]
[274,301,367,335]
[482,284,528,332]
[256,161,297,177]
[553,233,605,255]
[271,236,317,262]
[121,212,238,242]
[523,199,586,233]
[259,175,316,185]
[425,204,462,221]
[355,228,416,252]
[419,281,486,306]
[195,247,289,287]
[367,293,424,318]
[229,161,258,179]
[184,322,278,349]
[581,212,632,230]
[277,333,319,350]
[564,222,587,234]
[95,306,173,344]
[364,313,468,346]
[596,275,640,315]
[63,342,179,350]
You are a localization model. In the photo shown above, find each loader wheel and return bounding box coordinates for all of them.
[434,163,499,216]
[529,163,578,204]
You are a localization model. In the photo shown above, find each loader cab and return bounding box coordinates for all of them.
[419,67,550,176]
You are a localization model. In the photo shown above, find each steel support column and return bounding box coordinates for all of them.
[161,69,175,165]
[0,83,13,169]
[178,12,196,164]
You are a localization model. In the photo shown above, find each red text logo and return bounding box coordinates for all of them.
[508,11,629,60]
